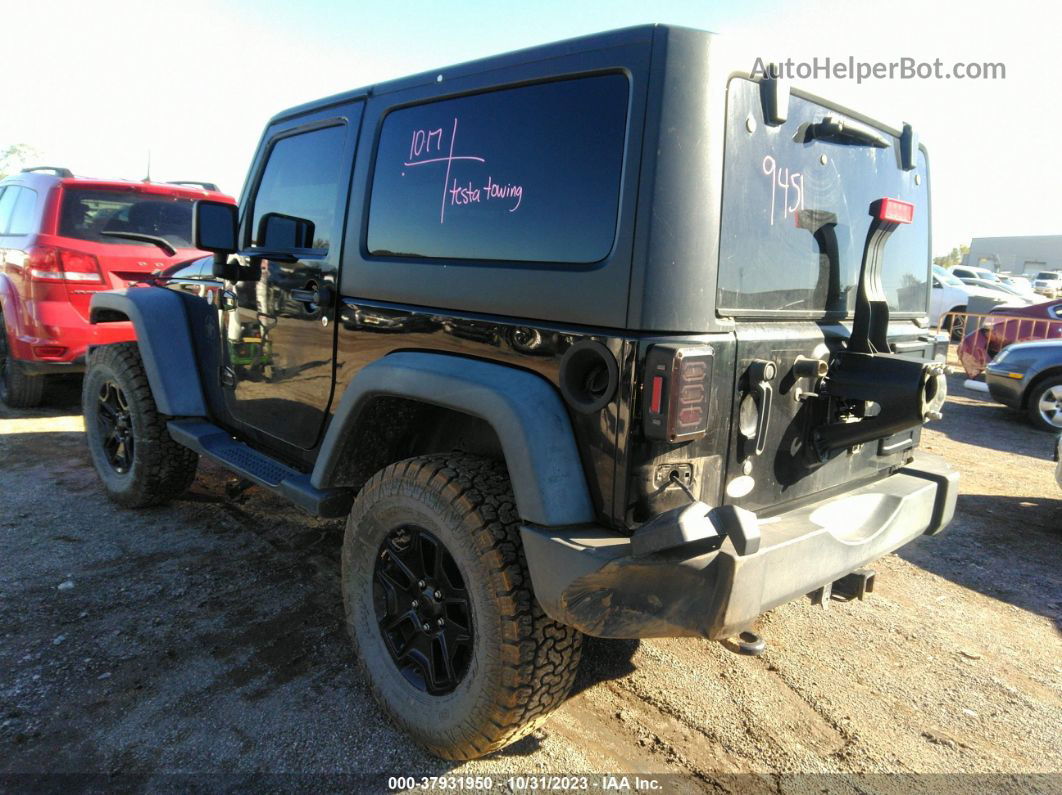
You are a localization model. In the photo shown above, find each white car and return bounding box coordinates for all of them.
[952,264,1003,283]
[931,266,1028,337]
[997,273,1039,301]
[1032,271,1062,298]
[962,277,1035,303]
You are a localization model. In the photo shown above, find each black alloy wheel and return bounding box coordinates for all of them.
[373,525,473,695]
[95,380,136,474]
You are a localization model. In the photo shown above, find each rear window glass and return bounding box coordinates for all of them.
[59,189,195,248]
[718,78,929,315]
[367,74,629,264]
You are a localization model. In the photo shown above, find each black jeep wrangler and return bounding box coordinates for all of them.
[82,25,958,759]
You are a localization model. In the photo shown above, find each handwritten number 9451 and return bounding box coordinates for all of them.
[762,155,804,226]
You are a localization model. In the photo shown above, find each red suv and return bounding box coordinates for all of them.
[0,167,234,407]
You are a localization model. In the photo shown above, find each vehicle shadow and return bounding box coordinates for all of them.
[930,373,1060,461]
[570,637,641,697]
[0,375,83,419]
[898,492,1062,630]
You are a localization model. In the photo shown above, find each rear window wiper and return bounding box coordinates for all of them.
[796,115,889,149]
[100,231,177,256]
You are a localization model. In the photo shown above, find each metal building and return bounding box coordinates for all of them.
[964,235,1062,274]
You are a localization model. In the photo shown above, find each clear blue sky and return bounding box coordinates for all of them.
[1,0,1049,256]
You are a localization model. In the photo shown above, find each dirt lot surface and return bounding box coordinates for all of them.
[1,374,1059,792]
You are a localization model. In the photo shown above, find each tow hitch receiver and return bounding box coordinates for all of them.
[809,567,877,607]
[833,567,877,601]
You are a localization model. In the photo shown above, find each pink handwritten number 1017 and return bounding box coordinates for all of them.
[403,118,522,223]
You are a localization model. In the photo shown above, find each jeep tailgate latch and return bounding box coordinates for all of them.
[746,359,776,457]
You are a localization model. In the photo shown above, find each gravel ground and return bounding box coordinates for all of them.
[0,374,1059,792]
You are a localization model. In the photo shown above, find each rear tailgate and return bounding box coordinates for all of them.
[48,183,227,321]
[52,242,206,322]
[717,78,932,515]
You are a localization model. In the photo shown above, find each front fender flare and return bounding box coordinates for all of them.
[90,289,206,417]
[312,352,595,527]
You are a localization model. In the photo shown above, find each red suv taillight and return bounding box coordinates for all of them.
[27,247,103,284]
[643,344,715,442]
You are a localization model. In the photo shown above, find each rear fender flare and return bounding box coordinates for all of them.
[89,288,206,417]
[312,352,595,527]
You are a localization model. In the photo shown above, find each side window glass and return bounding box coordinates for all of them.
[249,125,346,252]
[7,187,38,235]
[0,188,17,235]
[367,74,629,264]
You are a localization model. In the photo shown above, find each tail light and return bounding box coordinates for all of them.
[643,344,714,442]
[27,247,103,283]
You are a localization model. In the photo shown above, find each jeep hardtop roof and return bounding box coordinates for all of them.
[269,24,663,125]
[269,23,908,140]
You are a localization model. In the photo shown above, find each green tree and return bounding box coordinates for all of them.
[0,144,40,179]
[932,243,971,269]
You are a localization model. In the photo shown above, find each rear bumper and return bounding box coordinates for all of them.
[522,453,958,640]
[20,356,86,375]
[8,301,135,366]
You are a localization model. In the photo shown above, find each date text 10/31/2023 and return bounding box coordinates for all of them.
[405,119,524,223]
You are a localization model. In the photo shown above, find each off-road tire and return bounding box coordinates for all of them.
[83,342,199,507]
[1026,375,1062,432]
[342,454,582,760]
[0,311,45,408]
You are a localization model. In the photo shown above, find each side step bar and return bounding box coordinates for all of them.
[167,419,353,518]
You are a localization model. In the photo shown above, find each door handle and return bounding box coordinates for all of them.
[748,359,777,457]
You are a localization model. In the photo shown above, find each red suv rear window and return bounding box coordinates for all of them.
[58,189,195,248]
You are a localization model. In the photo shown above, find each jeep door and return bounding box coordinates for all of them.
[717,78,932,514]
[223,103,363,450]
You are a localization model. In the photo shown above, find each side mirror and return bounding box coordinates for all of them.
[258,212,316,249]
[193,200,239,280]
